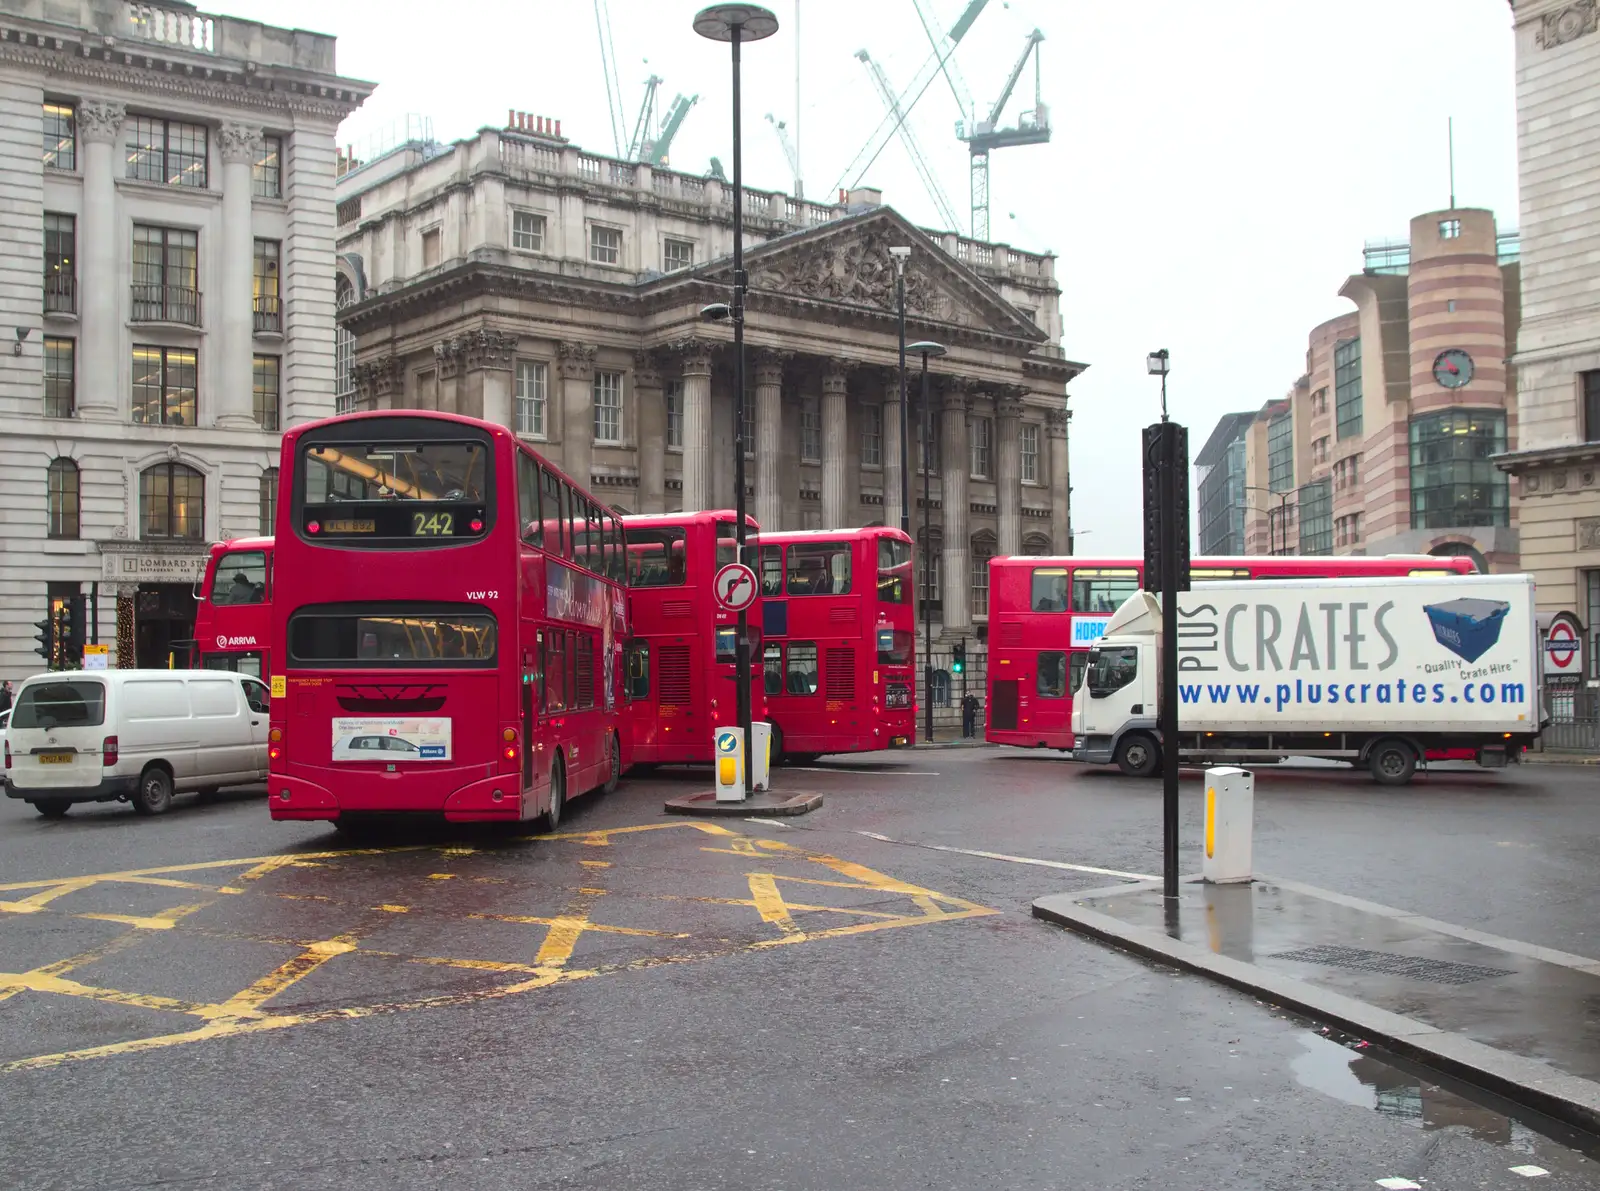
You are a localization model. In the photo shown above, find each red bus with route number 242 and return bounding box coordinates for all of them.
[268,411,628,830]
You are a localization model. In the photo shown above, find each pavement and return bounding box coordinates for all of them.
[3,749,1600,1189]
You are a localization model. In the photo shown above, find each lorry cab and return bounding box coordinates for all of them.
[1072,592,1162,775]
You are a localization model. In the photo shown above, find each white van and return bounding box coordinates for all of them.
[4,670,270,818]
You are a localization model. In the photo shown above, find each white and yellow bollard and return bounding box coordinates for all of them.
[1201,766,1254,884]
[748,722,772,792]
[713,727,745,802]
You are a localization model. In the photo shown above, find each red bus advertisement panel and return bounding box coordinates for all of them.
[759,528,915,762]
[193,537,273,679]
[268,411,627,828]
[986,554,1479,751]
[622,512,764,766]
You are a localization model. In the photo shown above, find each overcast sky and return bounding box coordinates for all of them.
[223,0,1519,553]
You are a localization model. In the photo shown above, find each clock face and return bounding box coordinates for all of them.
[1433,349,1474,389]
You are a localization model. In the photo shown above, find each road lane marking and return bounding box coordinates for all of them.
[852,831,1157,881]
[789,767,940,776]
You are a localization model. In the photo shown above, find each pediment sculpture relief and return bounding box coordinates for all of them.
[751,231,986,329]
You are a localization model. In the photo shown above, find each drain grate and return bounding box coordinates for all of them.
[1272,944,1512,985]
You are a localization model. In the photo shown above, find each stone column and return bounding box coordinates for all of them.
[217,123,263,428]
[996,390,1024,556]
[634,351,666,513]
[940,383,972,630]
[466,330,516,427]
[882,367,905,534]
[821,361,849,529]
[558,342,597,489]
[77,101,125,421]
[677,341,714,512]
[1047,408,1071,553]
[434,336,465,415]
[754,349,787,531]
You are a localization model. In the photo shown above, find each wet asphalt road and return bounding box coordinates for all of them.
[2,749,1597,1190]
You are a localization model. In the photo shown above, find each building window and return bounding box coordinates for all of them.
[590,225,621,265]
[1020,423,1040,483]
[663,238,694,270]
[1311,436,1329,465]
[43,337,74,418]
[1584,371,1600,443]
[593,370,623,443]
[1333,453,1363,492]
[1440,218,1461,240]
[916,417,939,474]
[970,416,992,478]
[125,115,208,188]
[515,360,548,438]
[971,534,995,617]
[253,135,282,198]
[801,396,822,462]
[861,404,882,467]
[253,239,280,333]
[335,276,356,414]
[252,355,280,431]
[1298,479,1332,555]
[918,530,942,607]
[1267,410,1294,492]
[140,463,205,540]
[44,212,75,314]
[47,458,79,539]
[666,380,683,449]
[259,467,278,535]
[132,346,198,427]
[1310,387,1328,416]
[1335,512,1363,548]
[1334,338,1363,440]
[1409,409,1509,529]
[132,225,200,325]
[43,102,75,170]
[512,210,546,252]
[1588,570,1600,681]
[421,227,442,269]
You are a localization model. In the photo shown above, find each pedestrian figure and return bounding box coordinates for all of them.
[0,679,12,713]
[961,692,979,739]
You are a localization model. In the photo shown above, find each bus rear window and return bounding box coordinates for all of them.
[1031,567,1069,612]
[878,538,912,604]
[300,438,490,545]
[1072,568,1139,613]
[288,606,497,666]
[627,527,687,586]
[13,680,106,729]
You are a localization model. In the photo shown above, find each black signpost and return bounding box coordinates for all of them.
[1142,419,1190,900]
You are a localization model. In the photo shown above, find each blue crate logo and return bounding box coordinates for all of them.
[1423,598,1511,664]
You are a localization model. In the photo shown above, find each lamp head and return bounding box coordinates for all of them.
[1146,349,1170,376]
[907,340,946,360]
[693,4,780,41]
[699,302,733,322]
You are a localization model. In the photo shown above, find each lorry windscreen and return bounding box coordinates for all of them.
[1086,647,1138,698]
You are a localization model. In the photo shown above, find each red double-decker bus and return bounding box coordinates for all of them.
[191,537,274,679]
[758,527,916,762]
[621,511,764,768]
[986,553,1481,751]
[269,411,627,829]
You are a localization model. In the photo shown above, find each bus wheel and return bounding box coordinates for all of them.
[133,765,175,815]
[537,753,566,833]
[769,722,785,764]
[1368,739,1416,787]
[602,732,620,795]
[34,799,71,819]
[1114,733,1160,778]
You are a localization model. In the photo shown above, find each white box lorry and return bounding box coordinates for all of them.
[1070,574,1542,786]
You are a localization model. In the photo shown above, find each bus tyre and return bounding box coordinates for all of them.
[34,799,71,820]
[537,753,566,834]
[1114,733,1160,778]
[133,766,174,815]
[602,732,620,795]
[1368,739,1417,787]
[769,723,785,765]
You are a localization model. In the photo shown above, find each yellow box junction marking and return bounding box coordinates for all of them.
[0,821,995,1074]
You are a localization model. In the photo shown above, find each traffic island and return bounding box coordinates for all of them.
[664,790,823,817]
[1033,876,1600,1135]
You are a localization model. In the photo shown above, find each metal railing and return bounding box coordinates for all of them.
[1538,684,1599,753]
[131,284,202,326]
[44,273,76,315]
[253,295,281,333]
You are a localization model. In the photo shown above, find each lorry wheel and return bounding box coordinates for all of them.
[1114,733,1160,778]
[34,799,71,819]
[1368,739,1417,787]
[133,766,175,815]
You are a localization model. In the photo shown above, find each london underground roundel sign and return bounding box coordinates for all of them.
[713,562,758,613]
[1545,620,1580,674]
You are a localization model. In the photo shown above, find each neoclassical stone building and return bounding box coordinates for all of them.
[335,122,1083,639]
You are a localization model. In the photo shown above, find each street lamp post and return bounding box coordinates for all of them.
[1146,349,1170,421]
[909,339,945,745]
[1240,485,1292,555]
[695,3,778,787]
[890,246,911,534]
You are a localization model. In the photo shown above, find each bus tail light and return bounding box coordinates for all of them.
[268,725,282,762]
[502,727,518,763]
[102,736,118,766]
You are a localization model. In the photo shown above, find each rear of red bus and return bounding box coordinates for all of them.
[269,411,591,826]
[759,528,915,761]
[986,553,1480,751]
[192,537,273,679]
[622,512,764,765]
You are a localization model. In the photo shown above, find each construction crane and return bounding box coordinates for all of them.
[854,50,962,233]
[766,114,803,198]
[629,77,698,166]
[958,28,1050,241]
[593,0,628,158]
[831,0,990,199]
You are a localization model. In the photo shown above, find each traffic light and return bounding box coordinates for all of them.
[33,616,54,662]
[59,595,86,659]
[951,640,966,674]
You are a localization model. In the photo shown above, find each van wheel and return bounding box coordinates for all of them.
[34,799,71,819]
[536,753,566,833]
[1114,733,1161,778]
[602,733,620,795]
[1369,739,1417,787]
[133,766,175,815]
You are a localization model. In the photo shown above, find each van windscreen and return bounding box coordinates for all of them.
[13,680,107,729]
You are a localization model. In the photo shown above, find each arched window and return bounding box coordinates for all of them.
[259,467,278,535]
[1428,541,1486,573]
[334,275,356,414]
[970,531,997,617]
[47,457,79,539]
[140,462,205,540]
[929,669,952,708]
[1022,533,1051,557]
